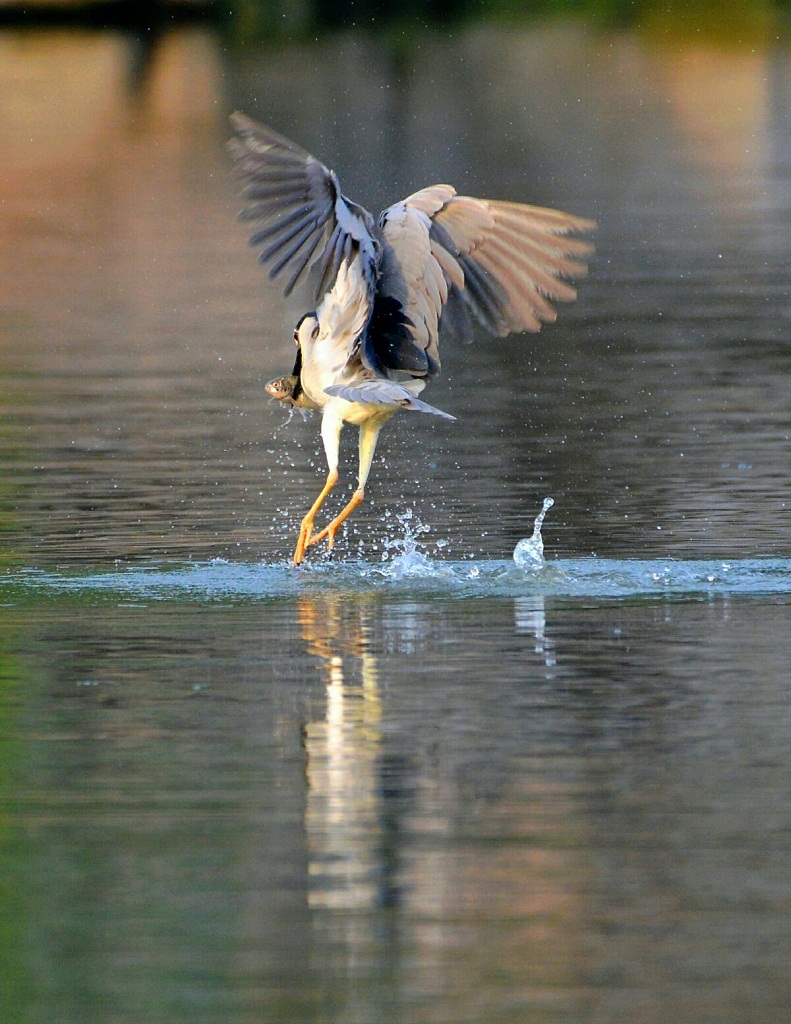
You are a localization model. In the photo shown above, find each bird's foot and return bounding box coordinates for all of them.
[307,523,335,550]
[291,469,340,566]
[293,487,364,564]
[306,489,364,555]
[292,518,315,566]
[293,516,336,563]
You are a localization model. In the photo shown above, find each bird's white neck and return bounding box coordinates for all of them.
[300,258,372,406]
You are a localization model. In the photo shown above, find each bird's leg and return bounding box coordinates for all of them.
[308,420,381,554]
[293,411,343,566]
[293,468,338,565]
[308,488,365,554]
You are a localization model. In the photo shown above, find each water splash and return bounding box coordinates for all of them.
[4,555,791,602]
[378,509,439,579]
[513,497,554,567]
[273,404,311,436]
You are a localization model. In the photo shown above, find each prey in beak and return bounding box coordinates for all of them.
[264,345,317,410]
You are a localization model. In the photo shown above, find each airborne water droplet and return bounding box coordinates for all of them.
[513,497,554,567]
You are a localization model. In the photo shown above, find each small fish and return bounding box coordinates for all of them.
[265,374,300,405]
[265,373,319,410]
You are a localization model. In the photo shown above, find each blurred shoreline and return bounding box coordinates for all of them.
[0,0,786,48]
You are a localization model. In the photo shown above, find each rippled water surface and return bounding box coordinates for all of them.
[1,15,791,1024]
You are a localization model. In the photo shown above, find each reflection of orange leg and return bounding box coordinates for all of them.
[308,488,365,553]
[293,469,338,566]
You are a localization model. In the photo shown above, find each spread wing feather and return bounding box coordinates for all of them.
[375,185,595,375]
[230,115,594,389]
[228,112,379,301]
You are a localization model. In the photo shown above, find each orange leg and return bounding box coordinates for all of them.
[307,487,365,553]
[293,469,338,566]
[307,417,382,557]
[293,414,383,565]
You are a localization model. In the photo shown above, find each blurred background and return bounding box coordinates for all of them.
[1,0,790,564]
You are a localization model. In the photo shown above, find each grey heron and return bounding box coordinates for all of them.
[229,113,594,565]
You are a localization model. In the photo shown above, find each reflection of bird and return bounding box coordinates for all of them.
[229,113,594,565]
[297,595,387,910]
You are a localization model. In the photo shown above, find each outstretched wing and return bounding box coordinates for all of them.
[373,184,595,376]
[228,113,379,301]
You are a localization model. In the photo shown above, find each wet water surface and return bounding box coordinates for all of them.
[1,17,791,1024]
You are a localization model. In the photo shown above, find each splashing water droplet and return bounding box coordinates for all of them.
[273,405,310,437]
[380,508,431,561]
[513,497,555,567]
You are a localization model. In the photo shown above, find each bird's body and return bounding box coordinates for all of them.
[229,112,594,564]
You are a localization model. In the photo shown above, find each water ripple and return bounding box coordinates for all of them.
[4,555,791,604]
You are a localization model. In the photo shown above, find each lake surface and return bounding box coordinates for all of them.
[1,16,790,1024]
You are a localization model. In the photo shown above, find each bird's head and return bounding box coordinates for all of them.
[264,331,320,412]
[294,311,320,351]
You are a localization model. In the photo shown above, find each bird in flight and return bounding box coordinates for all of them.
[228,112,594,565]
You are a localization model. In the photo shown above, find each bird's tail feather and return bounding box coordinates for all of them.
[403,396,456,419]
[324,382,455,420]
